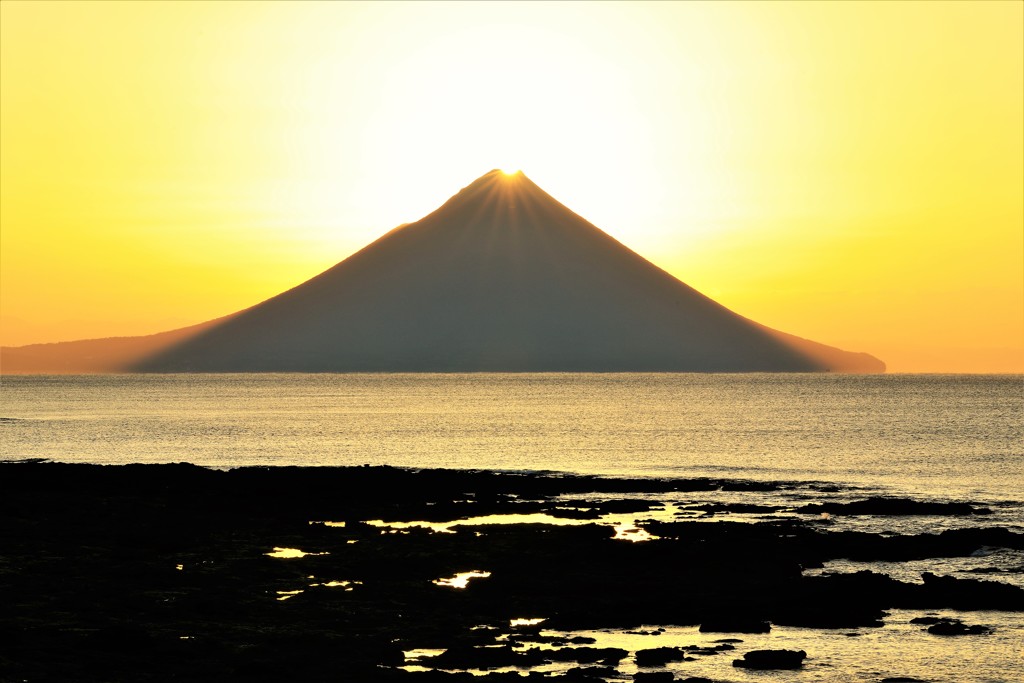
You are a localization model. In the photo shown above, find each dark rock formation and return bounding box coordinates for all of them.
[797,497,990,516]
[563,667,620,681]
[927,621,992,636]
[908,616,946,624]
[542,647,628,665]
[732,649,807,669]
[635,647,694,666]
[3,462,1019,682]
[698,619,770,633]
[633,672,676,682]
[920,572,1024,610]
[915,616,993,636]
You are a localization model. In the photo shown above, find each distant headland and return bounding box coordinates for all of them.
[1,170,883,373]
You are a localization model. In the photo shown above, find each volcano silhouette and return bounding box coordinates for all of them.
[3,170,883,373]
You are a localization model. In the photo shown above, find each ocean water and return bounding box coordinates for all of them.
[1,373,1021,499]
[2,373,1023,682]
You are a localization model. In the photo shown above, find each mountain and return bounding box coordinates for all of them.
[2,170,884,373]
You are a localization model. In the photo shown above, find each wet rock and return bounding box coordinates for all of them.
[961,566,1023,574]
[87,625,155,651]
[683,643,735,654]
[402,672,544,682]
[425,644,544,669]
[2,462,1019,683]
[773,571,896,628]
[920,572,1024,610]
[698,619,769,633]
[544,647,628,665]
[908,616,944,625]
[563,666,619,681]
[682,503,780,515]
[635,647,694,666]
[926,620,992,636]
[846,528,1024,561]
[796,497,989,516]
[509,634,597,646]
[546,507,605,520]
[590,499,661,514]
[732,649,806,669]
[633,672,675,682]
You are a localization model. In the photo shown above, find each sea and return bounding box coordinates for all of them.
[1,373,1020,497]
[2,373,1023,682]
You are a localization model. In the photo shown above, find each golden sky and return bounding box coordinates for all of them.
[2,1,1021,372]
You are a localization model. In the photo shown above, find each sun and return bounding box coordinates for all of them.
[499,168,521,176]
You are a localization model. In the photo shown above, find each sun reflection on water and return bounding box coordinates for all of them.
[264,547,327,559]
[317,579,360,591]
[433,570,492,589]
[362,509,665,541]
[612,523,653,542]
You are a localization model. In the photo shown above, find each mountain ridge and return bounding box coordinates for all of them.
[1,170,884,373]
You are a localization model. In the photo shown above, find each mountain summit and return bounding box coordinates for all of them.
[3,170,884,373]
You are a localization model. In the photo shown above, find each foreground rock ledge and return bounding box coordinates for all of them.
[1,462,1020,682]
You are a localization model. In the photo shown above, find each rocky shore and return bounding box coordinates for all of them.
[1,462,1021,682]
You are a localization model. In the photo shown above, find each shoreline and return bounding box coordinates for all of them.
[3,462,1022,681]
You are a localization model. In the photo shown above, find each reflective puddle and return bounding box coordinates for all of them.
[264,547,328,559]
[433,570,492,589]
[612,523,653,542]
[315,579,361,591]
[360,507,672,541]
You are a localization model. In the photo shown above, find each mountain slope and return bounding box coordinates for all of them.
[0,317,229,374]
[2,170,884,373]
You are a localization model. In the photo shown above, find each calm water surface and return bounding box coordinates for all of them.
[1,373,1020,500]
